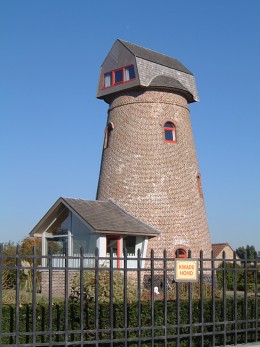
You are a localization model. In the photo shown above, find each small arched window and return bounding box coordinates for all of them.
[175,248,187,258]
[196,173,203,198]
[164,122,176,143]
[104,122,114,149]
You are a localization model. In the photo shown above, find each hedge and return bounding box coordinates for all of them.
[1,297,259,346]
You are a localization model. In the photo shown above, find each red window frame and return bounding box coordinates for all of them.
[164,122,176,143]
[102,65,136,89]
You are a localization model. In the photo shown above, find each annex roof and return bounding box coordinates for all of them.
[30,197,160,237]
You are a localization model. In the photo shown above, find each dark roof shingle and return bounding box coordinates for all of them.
[119,39,193,75]
[31,197,160,236]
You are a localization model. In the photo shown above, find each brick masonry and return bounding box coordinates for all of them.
[97,88,212,259]
[40,270,78,296]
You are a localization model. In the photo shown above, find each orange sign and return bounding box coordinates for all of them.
[174,259,198,282]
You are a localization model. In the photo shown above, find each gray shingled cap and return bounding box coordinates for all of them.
[149,75,193,102]
[119,39,193,75]
[30,197,160,236]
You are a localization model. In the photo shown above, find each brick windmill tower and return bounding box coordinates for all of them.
[96,40,211,259]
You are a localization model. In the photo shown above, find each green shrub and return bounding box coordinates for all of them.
[1,297,259,346]
[1,239,42,294]
[70,269,139,303]
[237,283,260,292]
[216,262,243,290]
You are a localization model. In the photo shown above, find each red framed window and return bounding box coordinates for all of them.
[104,72,112,88]
[175,248,187,258]
[102,65,136,89]
[164,122,176,143]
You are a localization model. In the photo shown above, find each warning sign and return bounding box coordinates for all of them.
[174,259,198,282]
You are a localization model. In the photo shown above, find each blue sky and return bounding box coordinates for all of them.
[1,1,259,251]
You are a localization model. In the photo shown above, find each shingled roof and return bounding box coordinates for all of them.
[30,197,160,236]
[212,243,233,257]
[119,40,193,75]
[97,39,199,102]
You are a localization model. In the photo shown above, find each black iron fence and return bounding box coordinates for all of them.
[0,246,259,346]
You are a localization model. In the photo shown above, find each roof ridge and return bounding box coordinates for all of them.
[118,39,193,75]
[119,39,172,59]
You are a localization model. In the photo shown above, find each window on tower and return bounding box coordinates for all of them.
[175,248,187,258]
[104,122,114,149]
[102,65,136,89]
[196,173,203,198]
[164,122,176,143]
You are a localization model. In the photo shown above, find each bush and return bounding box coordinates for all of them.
[70,269,139,303]
[1,239,42,303]
[1,297,259,346]
[216,262,243,290]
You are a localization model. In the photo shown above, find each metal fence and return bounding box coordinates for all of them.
[0,246,259,346]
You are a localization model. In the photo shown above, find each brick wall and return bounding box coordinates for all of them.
[40,270,78,296]
[97,88,212,259]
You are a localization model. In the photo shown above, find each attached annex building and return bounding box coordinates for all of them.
[30,39,212,267]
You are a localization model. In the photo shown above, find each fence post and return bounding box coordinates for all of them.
[150,249,155,347]
[32,245,37,345]
[243,252,248,343]
[253,251,259,342]
[0,244,3,347]
[233,250,238,345]
[109,246,114,344]
[95,247,99,343]
[137,248,141,346]
[200,250,204,347]
[188,249,192,347]
[211,250,216,347]
[163,249,167,347]
[123,248,128,346]
[15,245,20,346]
[48,248,53,346]
[79,247,84,346]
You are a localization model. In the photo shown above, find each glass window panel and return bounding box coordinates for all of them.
[114,69,123,83]
[125,65,135,81]
[73,234,97,254]
[104,72,112,87]
[47,237,68,255]
[123,236,136,254]
[71,214,97,254]
[164,122,174,128]
[165,129,174,141]
[107,237,118,254]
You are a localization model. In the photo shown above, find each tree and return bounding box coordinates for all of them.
[236,245,256,261]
